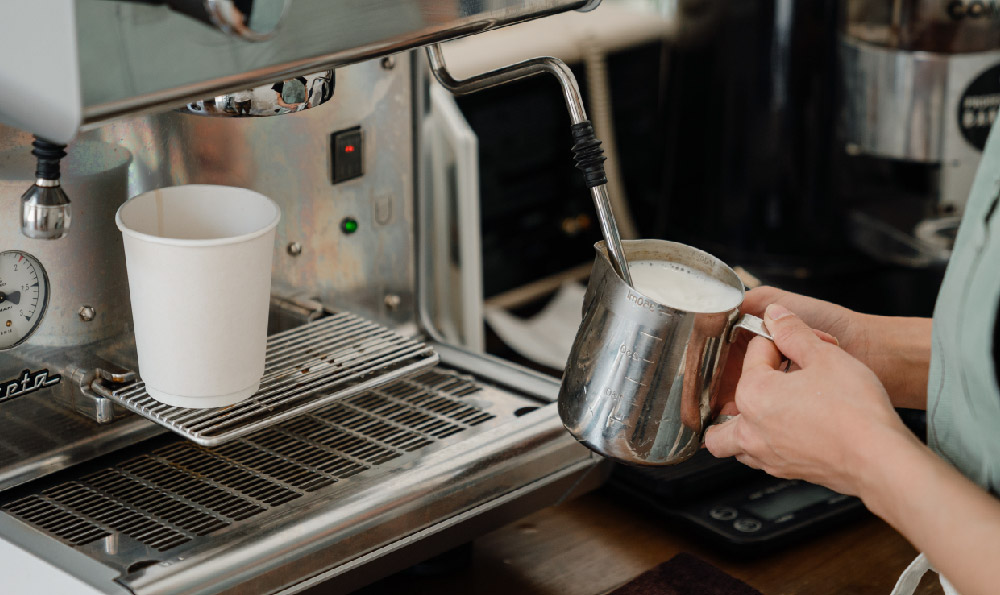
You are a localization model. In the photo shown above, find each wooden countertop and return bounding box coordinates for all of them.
[359,489,943,595]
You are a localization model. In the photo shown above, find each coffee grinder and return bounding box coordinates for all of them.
[841,0,1000,270]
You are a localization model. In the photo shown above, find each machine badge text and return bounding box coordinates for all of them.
[0,368,61,403]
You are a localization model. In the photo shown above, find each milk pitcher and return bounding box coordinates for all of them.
[558,239,772,465]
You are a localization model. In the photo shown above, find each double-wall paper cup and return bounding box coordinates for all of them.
[116,185,280,408]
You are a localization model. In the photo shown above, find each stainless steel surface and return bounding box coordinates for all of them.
[101,312,438,446]
[732,312,772,342]
[0,389,160,492]
[0,139,133,346]
[1,366,603,594]
[840,37,948,161]
[425,44,588,124]
[91,56,416,328]
[72,0,595,133]
[20,184,72,240]
[0,295,338,493]
[590,184,633,285]
[558,239,769,466]
[840,37,1000,210]
[179,71,335,117]
[0,55,419,493]
[179,0,292,41]
[424,43,632,286]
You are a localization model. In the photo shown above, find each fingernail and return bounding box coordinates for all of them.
[765,303,792,320]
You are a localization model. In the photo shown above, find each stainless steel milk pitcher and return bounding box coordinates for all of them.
[558,239,772,466]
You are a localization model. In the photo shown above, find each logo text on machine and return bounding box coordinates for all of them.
[0,369,61,403]
[947,0,1000,20]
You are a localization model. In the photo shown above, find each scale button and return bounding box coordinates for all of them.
[709,506,738,521]
[733,518,763,533]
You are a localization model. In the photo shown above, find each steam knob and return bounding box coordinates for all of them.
[20,138,71,240]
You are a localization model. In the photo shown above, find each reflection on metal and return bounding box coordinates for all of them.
[89,56,416,328]
[559,239,768,466]
[840,38,950,162]
[72,0,595,132]
[181,70,334,117]
[166,0,293,41]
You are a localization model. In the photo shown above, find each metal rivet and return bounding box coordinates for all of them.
[384,295,401,310]
[287,242,303,257]
[381,56,396,70]
[78,306,96,322]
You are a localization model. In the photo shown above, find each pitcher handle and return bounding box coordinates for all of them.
[729,313,773,342]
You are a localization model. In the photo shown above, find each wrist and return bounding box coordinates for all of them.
[854,315,932,409]
[852,426,931,524]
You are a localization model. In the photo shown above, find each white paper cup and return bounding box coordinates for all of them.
[116,185,280,408]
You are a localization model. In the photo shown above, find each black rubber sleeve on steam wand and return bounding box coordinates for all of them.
[31,138,67,181]
[570,121,607,189]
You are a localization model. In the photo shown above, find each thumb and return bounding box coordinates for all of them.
[764,303,827,369]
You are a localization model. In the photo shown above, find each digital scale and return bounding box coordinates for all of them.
[608,449,867,556]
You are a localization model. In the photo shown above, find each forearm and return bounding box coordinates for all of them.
[859,431,1000,595]
[858,315,932,410]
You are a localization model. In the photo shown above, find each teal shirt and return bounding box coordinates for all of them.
[928,123,1000,493]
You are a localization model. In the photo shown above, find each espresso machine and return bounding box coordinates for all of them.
[0,2,615,593]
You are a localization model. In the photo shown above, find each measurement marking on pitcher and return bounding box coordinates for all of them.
[619,344,654,364]
[639,331,662,341]
[624,376,646,387]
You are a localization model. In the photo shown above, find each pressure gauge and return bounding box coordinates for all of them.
[0,251,50,350]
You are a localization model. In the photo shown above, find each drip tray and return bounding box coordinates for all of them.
[100,313,438,446]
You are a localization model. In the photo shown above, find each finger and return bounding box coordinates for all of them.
[742,334,783,372]
[742,286,783,316]
[813,329,839,346]
[764,303,827,368]
[704,416,742,458]
[787,329,836,371]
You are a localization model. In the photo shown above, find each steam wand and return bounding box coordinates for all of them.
[21,137,71,240]
[424,44,634,287]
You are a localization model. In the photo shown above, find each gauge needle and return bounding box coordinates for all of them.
[0,291,20,305]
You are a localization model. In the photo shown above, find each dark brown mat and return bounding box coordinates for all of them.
[609,553,763,595]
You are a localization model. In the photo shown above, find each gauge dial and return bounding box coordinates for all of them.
[0,251,50,350]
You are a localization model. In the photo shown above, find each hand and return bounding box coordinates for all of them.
[716,287,867,416]
[705,304,916,496]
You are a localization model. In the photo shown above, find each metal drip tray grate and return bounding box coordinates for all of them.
[3,368,502,564]
[102,313,438,446]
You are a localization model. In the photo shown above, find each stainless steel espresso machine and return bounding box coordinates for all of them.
[0,2,613,593]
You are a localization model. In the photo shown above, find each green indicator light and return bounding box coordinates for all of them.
[341,217,359,234]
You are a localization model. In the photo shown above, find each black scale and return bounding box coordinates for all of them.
[607,449,867,556]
